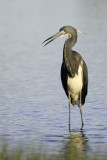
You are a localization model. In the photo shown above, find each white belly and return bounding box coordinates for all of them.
[67,65,83,101]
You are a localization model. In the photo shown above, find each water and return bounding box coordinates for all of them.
[0,0,107,157]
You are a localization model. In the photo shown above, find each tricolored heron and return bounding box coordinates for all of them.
[43,26,88,129]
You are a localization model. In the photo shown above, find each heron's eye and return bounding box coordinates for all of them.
[68,33,72,38]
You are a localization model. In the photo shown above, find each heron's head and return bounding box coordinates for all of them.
[42,26,86,46]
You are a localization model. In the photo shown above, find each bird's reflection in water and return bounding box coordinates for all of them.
[62,129,89,160]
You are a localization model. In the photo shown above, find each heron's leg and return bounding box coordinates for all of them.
[80,107,84,129]
[79,91,84,128]
[68,93,71,131]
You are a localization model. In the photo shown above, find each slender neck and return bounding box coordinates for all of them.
[63,36,77,77]
[65,35,77,50]
[63,36,77,60]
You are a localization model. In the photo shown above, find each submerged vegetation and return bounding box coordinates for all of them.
[0,143,107,160]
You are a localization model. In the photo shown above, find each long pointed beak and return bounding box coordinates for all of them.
[42,31,65,46]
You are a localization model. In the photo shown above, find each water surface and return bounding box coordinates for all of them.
[0,0,107,157]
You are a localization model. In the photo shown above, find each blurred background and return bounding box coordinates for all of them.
[0,0,107,157]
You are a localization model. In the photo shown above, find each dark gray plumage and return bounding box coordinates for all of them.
[43,26,88,129]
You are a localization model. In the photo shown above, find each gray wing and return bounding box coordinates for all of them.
[81,60,88,105]
[61,61,68,97]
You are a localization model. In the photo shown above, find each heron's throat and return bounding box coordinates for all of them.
[63,37,77,58]
[65,36,77,50]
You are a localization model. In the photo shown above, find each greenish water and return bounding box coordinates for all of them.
[0,143,107,160]
[0,0,107,158]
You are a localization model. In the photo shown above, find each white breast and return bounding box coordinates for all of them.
[67,64,83,101]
